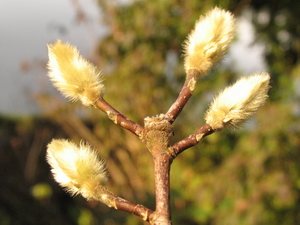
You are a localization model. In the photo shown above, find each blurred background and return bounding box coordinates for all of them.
[1,0,300,224]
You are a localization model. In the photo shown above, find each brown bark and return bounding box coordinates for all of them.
[149,153,173,225]
[94,185,153,222]
[165,69,201,124]
[94,97,144,136]
[169,123,214,157]
[142,115,174,225]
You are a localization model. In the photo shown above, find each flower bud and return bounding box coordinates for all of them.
[46,139,107,199]
[205,72,270,130]
[184,7,235,77]
[47,40,104,106]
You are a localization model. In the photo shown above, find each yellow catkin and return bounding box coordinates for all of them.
[46,139,107,199]
[184,7,235,77]
[205,72,270,130]
[47,40,104,106]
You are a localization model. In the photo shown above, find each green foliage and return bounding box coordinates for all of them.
[31,183,53,200]
[92,0,300,224]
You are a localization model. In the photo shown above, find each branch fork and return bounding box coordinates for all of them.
[46,7,270,225]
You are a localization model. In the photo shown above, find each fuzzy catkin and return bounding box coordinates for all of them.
[205,72,270,130]
[46,139,107,199]
[184,7,235,77]
[47,40,104,106]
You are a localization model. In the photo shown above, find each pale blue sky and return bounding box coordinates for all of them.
[0,0,104,115]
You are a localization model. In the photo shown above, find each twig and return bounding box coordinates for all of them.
[94,97,144,137]
[169,124,214,157]
[150,153,173,225]
[165,69,200,124]
[141,115,174,224]
[94,186,153,222]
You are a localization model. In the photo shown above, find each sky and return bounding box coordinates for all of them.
[0,0,266,116]
[0,0,104,116]
[227,11,267,74]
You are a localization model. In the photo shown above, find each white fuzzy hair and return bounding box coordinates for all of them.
[46,139,107,199]
[47,40,104,106]
[184,7,235,77]
[205,72,270,130]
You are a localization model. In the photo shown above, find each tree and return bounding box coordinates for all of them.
[45,6,271,225]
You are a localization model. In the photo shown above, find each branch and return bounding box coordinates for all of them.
[94,97,144,137]
[169,123,214,157]
[141,115,174,225]
[165,69,200,124]
[150,153,173,225]
[94,185,153,222]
